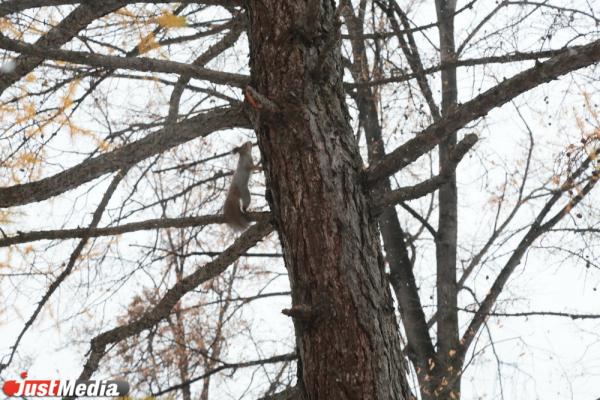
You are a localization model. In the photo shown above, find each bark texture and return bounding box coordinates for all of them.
[245,1,410,399]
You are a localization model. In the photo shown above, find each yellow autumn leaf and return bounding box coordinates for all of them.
[62,78,80,110]
[156,12,187,28]
[97,139,112,152]
[67,120,94,139]
[139,33,160,54]
[15,102,36,124]
[17,152,41,165]
[0,17,21,37]
[25,102,36,118]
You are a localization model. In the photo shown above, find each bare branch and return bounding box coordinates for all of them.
[0,169,127,374]
[347,49,572,89]
[459,308,600,320]
[367,39,600,184]
[0,105,250,208]
[0,212,271,247]
[166,16,244,123]
[0,1,239,18]
[375,0,441,119]
[74,221,273,385]
[0,33,249,88]
[0,2,123,94]
[152,353,297,397]
[372,133,477,209]
[459,149,599,361]
[259,386,306,400]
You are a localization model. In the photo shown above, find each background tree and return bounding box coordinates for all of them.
[0,1,599,399]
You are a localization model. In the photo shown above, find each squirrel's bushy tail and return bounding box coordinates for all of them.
[223,185,249,230]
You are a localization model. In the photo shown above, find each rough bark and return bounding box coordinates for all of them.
[245,1,411,399]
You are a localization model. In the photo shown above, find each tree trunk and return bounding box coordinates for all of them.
[341,1,435,391]
[433,1,461,399]
[245,1,411,399]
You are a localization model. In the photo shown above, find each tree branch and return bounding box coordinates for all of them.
[152,352,297,396]
[0,33,249,88]
[0,169,126,374]
[73,221,273,388]
[341,0,436,374]
[459,308,600,320]
[346,49,570,89]
[0,212,271,247]
[0,1,123,94]
[459,149,599,362]
[367,38,600,184]
[259,386,306,400]
[166,16,244,124]
[377,0,441,119]
[372,133,477,209]
[0,105,250,208]
[0,0,239,18]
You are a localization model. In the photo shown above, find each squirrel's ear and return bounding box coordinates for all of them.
[233,141,252,154]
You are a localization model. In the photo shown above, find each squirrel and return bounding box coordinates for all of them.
[223,141,254,230]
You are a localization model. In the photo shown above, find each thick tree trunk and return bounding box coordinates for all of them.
[245,1,411,399]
